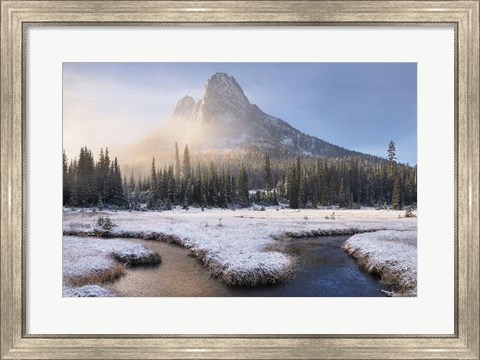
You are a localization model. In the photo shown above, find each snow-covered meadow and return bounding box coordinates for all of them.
[63,236,160,296]
[63,207,417,296]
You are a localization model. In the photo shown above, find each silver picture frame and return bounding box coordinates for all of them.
[1,1,478,358]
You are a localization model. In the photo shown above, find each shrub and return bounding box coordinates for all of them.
[96,215,116,230]
[405,206,417,218]
[251,190,278,206]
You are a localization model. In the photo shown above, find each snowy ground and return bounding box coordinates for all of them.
[63,236,160,297]
[63,207,417,295]
[63,284,114,297]
[343,230,417,296]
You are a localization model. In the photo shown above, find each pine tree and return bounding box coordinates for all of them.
[277,174,286,200]
[219,169,228,208]
[160,167,167,201]
[94,148,110,203]
[129,171,135,192]
[109,157,125,207]
[387,141,397,162]
[338,177,347,208]
[69,159,78,206]
[238,164,249,206]
[392,176,401,210]
[310,167,319,207]
[404,166,417,206]
[264,153,273,192]
[183,144,191,182]
[296,157,304,208]
[207,162,218,206]
[73,146,97,206]
[124,171,136,209]
[200,167,208,207]
[97,193,104,210]
[387,141,397,205]
[183,178,191,210]
[149,158,158,209]
[387,141,397,178]
[174,141,181,181]
[192,164,203,205]
[225,169,234,203]
[167,164,175,204]
[288,164,300,209]
[62,150,71,205]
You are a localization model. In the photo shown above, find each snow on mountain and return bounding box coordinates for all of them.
[132,72,375,160]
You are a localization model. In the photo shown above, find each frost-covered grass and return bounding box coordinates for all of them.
[63,285,114,297]
[343,230,417,296]
[63,236,160,296]
[63,207,416,288]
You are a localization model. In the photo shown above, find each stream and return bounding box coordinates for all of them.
[106,236,391,297]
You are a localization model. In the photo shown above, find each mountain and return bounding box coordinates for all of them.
[127,72,379,162]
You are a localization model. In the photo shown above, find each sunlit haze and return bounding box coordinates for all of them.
[63,62,416,164]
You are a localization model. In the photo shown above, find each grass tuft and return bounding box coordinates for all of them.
[68,263,126,287]
[112,252,161,266]
[342,244,416,296]
[285,227,379,238]
[185,247,299,287]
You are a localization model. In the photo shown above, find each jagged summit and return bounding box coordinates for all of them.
[134,72,376,161]
[175,95,195,107]
[171,95,196,117]
[192,73,251,127]
[165,95,196,129]
[203,73,249,104]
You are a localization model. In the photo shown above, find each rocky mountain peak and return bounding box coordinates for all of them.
[170,95,196,119]
[156,72,369,160]
[202,72,250,107]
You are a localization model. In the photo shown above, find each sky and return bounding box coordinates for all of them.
[63,62,417,164]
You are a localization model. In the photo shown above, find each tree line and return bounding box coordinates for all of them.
[63,141,416,210]
[63,147,125,208]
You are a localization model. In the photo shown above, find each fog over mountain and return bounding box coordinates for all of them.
[123,72,378,168]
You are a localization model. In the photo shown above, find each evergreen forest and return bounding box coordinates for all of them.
[63,141,416,211]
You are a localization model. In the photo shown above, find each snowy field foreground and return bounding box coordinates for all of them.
[63,207,417,296]
[63,236,160,296]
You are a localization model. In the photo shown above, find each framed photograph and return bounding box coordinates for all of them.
[1,1,479,358]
